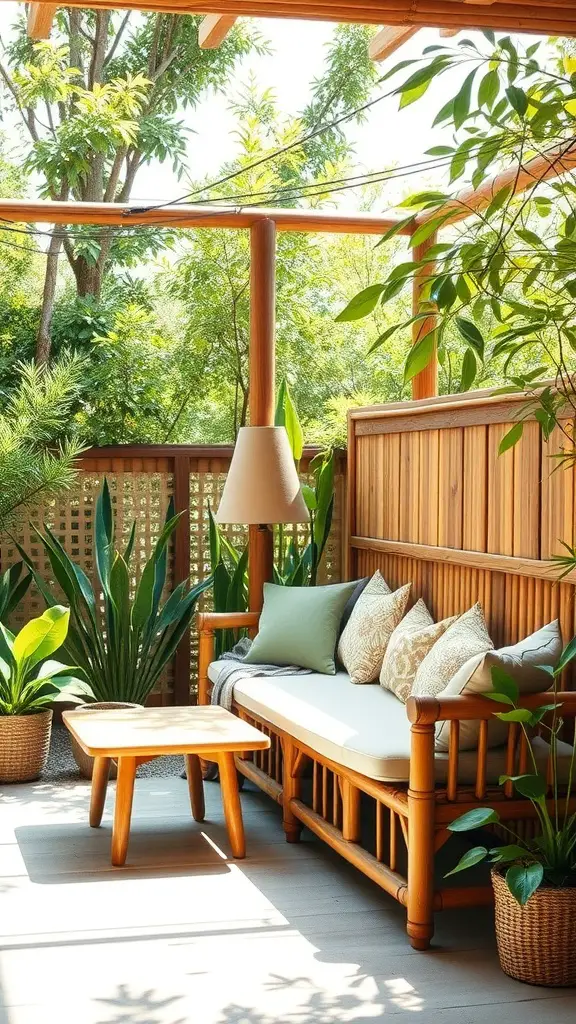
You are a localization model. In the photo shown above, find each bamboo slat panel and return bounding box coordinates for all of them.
[348,392,576,687]
[1,445,345,704]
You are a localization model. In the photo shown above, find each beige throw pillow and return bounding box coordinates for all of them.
[338,583,411,685]
[411,603,493,699]
[435,620,562,751]
[380,600,458,703]
[363,569,391,596]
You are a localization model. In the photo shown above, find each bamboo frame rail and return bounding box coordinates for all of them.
[0,198,410,235]
[10,0,576,36]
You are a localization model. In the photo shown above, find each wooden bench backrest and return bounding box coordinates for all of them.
[346,388,576,687]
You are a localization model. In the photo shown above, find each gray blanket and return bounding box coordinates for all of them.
[210,637,311,711]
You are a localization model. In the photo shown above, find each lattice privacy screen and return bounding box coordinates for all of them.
[1,447,344,704]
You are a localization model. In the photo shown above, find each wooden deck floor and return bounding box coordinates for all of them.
[0,776,574,1023]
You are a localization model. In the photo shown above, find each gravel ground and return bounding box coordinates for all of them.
[45,721,185,782]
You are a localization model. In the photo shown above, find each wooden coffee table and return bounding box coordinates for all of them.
[63,705,270,867]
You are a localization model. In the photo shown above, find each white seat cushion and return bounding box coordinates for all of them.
[207,664,570,784]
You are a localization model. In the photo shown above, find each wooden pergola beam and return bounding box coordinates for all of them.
[368,25,419,62]
[0,198,413,234]
[27,3,58,38]
[415,140,576,228]
[0,0,574,37]
[248,219,276,613]
[198,13,237,47]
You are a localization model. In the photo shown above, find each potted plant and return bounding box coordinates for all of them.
[446,643,576,986]
[20,479,212,778]
[0,605,76,782]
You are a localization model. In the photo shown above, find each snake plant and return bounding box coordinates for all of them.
[20,480,212,705]
[0,562,31,624]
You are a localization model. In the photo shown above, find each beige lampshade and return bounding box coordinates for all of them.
[216,426,309,525]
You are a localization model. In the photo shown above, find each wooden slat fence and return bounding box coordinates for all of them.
[347,389,576,687]
[1,444,345,704]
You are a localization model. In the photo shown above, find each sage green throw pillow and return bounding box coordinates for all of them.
[245,580,358,674]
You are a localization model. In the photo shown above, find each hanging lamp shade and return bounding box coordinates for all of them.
[216,426,309,525]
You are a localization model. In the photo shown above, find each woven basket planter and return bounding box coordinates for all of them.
[492,868,576,986]
[0,710,53,783]
[70,702,141,779]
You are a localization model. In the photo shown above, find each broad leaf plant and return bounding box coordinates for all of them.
[446,642,576,905]
[339,34,576,531]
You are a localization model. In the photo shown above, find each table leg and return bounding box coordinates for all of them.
[90,756,111,827]
[185,754,205,822]
[218,752,245,859]
[111,756,137,867]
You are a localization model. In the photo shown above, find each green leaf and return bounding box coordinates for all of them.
[404,330,436,384]
[336,284,384,322]
[448,807,500,832]
[274,378,287,428]
[399,191,449,210]
[506,85,528,116]
[478,69,499,110]
[490,666,519,704]
[400,80,432,109]
[460,348,477,391]
[374,215,415,247]
[506,774,547,800]
[368,322,403,354]
[453,69,478,129]
[410,213,453,249]
[445,846,488,877]
[432,97,454,127]
[555,634,576,674]
[434,276,457,310]
[456,317,485,358]
[489,844,530,864]
[494,708,534,723]
[208,504,221,569]
[281,380,304,462]
[485,184,513,220]
[498,422,523,454]
[12,606,70,671]
[505,862,544,905]
[301,483,317,511]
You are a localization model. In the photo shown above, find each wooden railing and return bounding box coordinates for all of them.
[1,443,345,704]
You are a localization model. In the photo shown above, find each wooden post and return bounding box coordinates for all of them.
[411,234,438,400]
[407,723,436,949]
[248,218,276,614]
[173,453,192,704]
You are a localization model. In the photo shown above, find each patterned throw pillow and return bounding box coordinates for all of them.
[363,569,391,597]
[337,582,411,684]
[380,600,458,703]
[411,603,493,699]
[435,620,562,751]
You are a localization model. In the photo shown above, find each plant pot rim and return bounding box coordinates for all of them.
[0,708,53,719]
[491,865,576,893]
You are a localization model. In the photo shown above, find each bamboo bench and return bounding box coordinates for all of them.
[197,609,576,950]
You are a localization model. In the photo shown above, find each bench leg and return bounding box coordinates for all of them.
[185,753,205,822]
[407,724,436,950]
[111,756,137,867]
[217,752,245,858]
[282,738,303,844]
[90,756,111,827]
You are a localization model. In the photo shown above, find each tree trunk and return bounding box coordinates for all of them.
[74,258,104,299]
[35,227,64,364]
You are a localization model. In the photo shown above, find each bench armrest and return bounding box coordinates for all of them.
[406,690,576,725]
[197,611,261,705]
